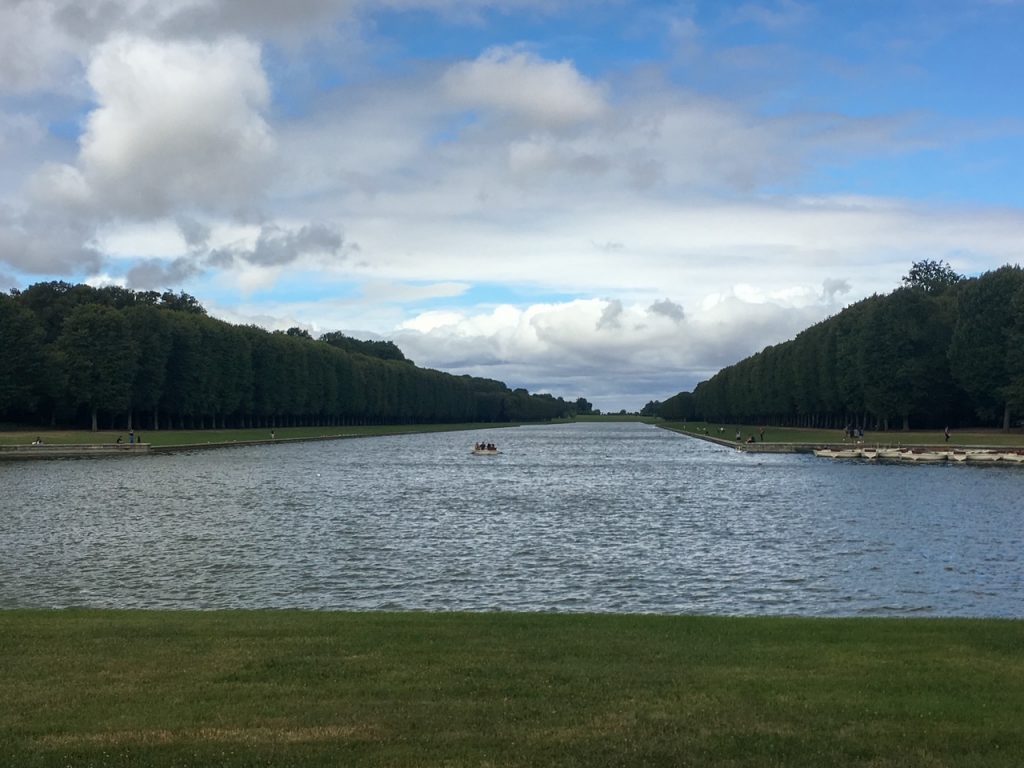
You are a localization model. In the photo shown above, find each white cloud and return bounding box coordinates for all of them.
[72,34,275,218]
[361,280,470,303]
[0,1,81,91]
[441,46,607,127]
[3,32,278,274]
[387,292,836,407]
[118,220,344,289]
[23,34,275,220]
[0,203,103,274]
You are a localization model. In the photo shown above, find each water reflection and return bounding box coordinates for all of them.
[2,422,1022,616]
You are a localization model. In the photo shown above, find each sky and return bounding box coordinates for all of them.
[2,1,1023,413]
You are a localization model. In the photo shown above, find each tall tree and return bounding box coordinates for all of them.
[124,305,172,430]
[861,288,955,430]
[949,266,1024,429]
[0,294,46,417]
[56,305,137,431]
[15,281,99,342]
[1005,281,1024,420]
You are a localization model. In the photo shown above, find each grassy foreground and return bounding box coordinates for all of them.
[2,611,1022,767]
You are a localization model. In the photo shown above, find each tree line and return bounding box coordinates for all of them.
[0,282,572,431]
[648,261,1024,431]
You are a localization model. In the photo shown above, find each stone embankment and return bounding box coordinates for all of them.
[0,443,151,461]
[660,426,1012,456]
[660,427,816,453]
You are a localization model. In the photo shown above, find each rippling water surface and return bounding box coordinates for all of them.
[2,422,1022,616]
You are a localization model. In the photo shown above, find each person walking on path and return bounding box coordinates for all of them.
[944,426,950,443]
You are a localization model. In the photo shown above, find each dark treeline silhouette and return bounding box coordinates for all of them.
[0,281,572,431]
[651,261,1024,432]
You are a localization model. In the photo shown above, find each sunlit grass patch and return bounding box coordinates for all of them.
[1,611,1021,767]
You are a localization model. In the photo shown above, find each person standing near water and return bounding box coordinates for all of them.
[944,426,950,442]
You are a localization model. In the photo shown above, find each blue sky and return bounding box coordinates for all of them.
[2,0,1023,411]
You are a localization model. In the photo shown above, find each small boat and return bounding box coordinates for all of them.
[875,447,904,460]
[471,442,500,455]
[898,449,947,463]
[965,450,1002,463]
[813,448,861,459]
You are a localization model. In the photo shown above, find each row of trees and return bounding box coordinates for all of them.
[652,261,1024,431]
[0,282,572,430]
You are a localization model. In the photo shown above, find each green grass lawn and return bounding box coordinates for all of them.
[1,611,1021,767]
[664,421,1024,448]
[0,422,523,449]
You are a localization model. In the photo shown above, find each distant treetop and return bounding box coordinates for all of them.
[318,330,409,362]
[901,259,963,294]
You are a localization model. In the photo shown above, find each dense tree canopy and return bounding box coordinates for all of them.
[658,262,1024,431]
[0,282,571,430]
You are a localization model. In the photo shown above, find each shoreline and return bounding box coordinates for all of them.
[0,423,522,461]
[659,423,1024,455]
[4,419,1022,460]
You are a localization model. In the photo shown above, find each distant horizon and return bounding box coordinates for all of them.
[3,1,1023,413]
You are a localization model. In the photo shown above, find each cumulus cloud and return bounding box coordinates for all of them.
[0,0,81,91]
[0,0,579,92]
[121,221,343,289]
[596,299,624,330]
[0,0,357,88]
[441,46,607,127]
[231,222,343,267]
[74,35,275,218]
[177,215,213,250]
[822,277,851,300]
[25,34,274,223]
[389,293,835,408]
[125,255,204,289]
[649,298,686,322]
[0,204,104,274]
[2,31,278,277]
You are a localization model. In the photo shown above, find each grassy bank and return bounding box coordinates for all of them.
[0,422,524,449]
[664,421,1024,448]
[574,414,661,423]
[1,611,1021,767]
